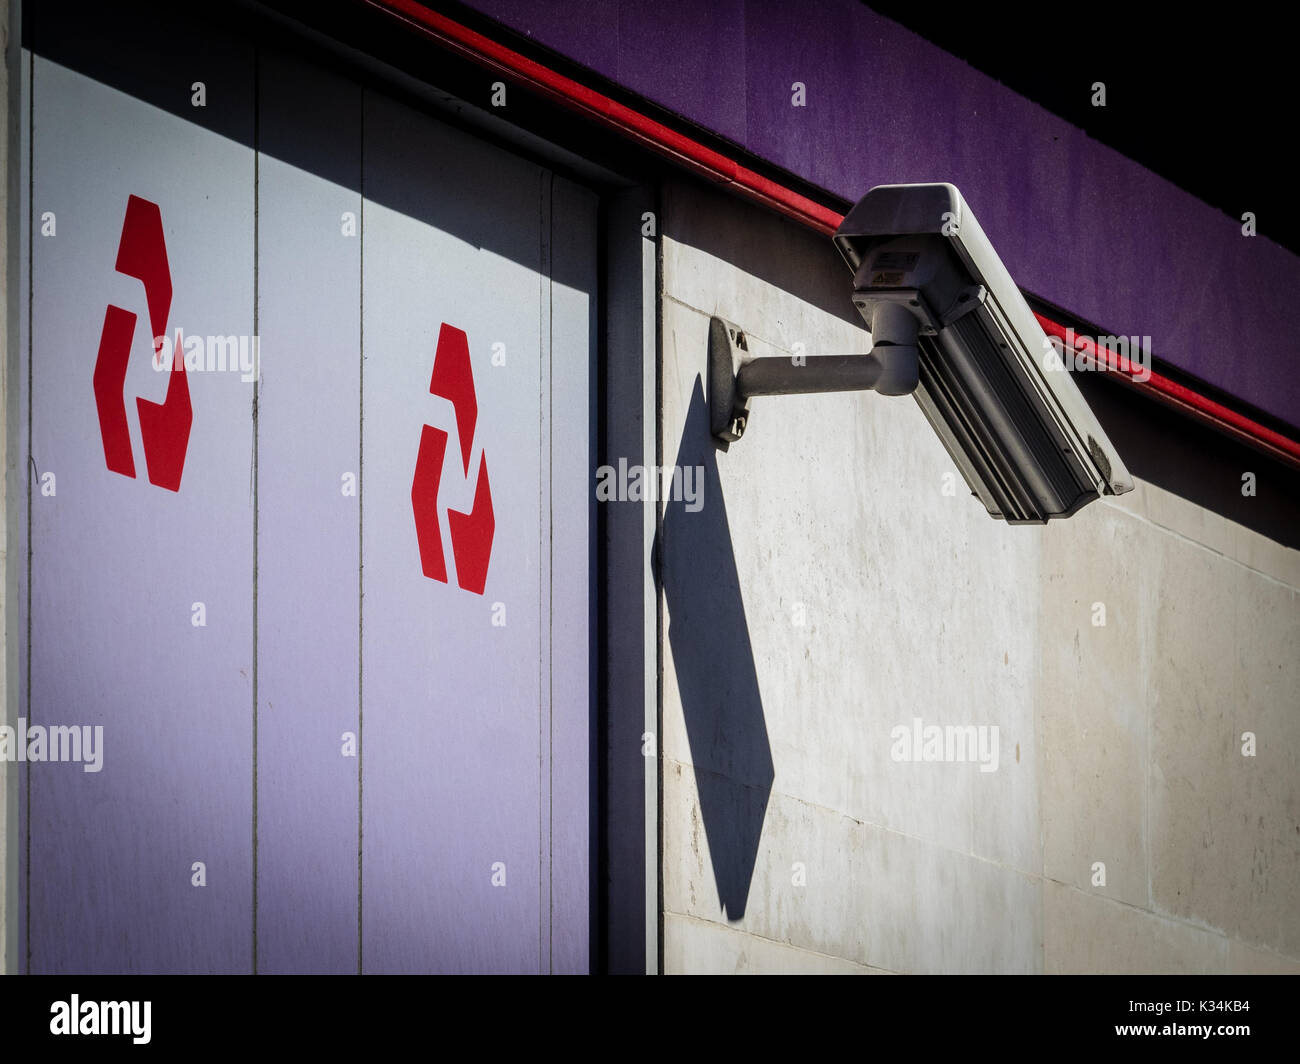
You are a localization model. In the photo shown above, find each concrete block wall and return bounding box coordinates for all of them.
[658,176,1300,974]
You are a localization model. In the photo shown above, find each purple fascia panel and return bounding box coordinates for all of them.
[470,0,1300,430]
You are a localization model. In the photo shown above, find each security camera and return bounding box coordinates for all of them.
[708,182,1133,523]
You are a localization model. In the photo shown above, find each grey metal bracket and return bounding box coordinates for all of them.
[708,318,753,444]
[708,308,920,445]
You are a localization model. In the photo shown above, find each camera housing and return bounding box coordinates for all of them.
[833,182,1133,523]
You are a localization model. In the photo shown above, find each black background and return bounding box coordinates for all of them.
[866,3,1293,252]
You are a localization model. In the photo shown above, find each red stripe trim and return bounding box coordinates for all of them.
[1035,314,1300,466]
[364,0,1300,469]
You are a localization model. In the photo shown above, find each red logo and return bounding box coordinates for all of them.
[92,195,191,492]
[411,324,495,595]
